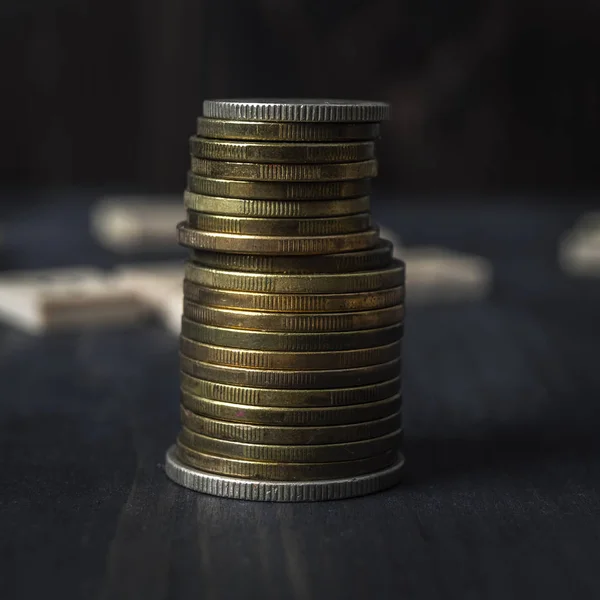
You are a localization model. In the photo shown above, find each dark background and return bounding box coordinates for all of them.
[3,0,600,193]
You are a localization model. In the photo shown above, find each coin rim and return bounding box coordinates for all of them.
[165,445,404,501]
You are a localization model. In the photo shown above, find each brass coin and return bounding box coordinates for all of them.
[176,443,397,481]
[196,118,381,142]
[180,355,402,389]
[179,427,403,463]
[180,389,402,425]
[179,372,402,407]
[181,319,403,351]
[190,137,376,163]
[180,337,402,369]
[180,407,402,444]
[184,191,370,217]
[190,240,392,274]
[202,99,390,123]
[186,211,371,236]
[183,281,405,312]
[182,302,404,332]
[178,223,379,255]
[187,173,371,200]
[190,157,378,182]
[184,260,405,294]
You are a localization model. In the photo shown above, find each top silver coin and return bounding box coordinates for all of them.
[203,99,390,123]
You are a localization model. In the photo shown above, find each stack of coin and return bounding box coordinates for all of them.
[165,99,405,501]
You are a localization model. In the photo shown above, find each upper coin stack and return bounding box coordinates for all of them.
[165,99,405,502]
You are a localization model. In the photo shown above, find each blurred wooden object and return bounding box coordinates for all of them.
[0,267,149,334]
[400,247,493,305]
[560,212,600,277]
[90,197,183,253]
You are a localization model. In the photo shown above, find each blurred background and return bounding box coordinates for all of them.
[3,0,600,195]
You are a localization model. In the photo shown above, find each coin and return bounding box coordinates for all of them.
[184,260,405,294]
[180,319,403,351]
[186,211,371,236]
[190,137,376,163]
[187,174,371,199]
[176,443,397,480]
[182,302,404,332]
[202,99,391,123]
[183,191,370,217]
[179,373,402,407]
[180,355,402,389]
[180,337,402,369]
[178,223,380,255]
[190,157,378,182]
[190,241,392,274]
[180,407,402,444]
[196,118,381,142]
[183,281,405,312]
[165,445,404,501]
[179,427,403,463]
[180,389,402,425]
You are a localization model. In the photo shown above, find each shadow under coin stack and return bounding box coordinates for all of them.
[165,99,405,501]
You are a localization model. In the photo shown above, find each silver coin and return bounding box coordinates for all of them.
[203,99,390,123]
[164,445,404,502]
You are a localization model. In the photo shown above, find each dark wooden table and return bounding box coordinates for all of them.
[2,194,600,600]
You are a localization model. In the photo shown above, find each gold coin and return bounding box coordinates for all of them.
[190,137,376,164]
[184,191,371,217]
[180,355,402,388]
[180,319,403,351]
[176,443,397,481]
[180,337,402,369]
[190,241,392,274]
[180,389,402,424]
[178,223,379,255]
[183,281,405,312]
[190,157,378,182]
[179,373,402,407]
[180,407,402,444]
[182,301,403,332]
[179,427,402,462]
[184,260,405,293]
[187,173,371,199]
[186,211,371,236]
[196,118,381,142]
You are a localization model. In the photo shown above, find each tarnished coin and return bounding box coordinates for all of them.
[190,157,378,182]
[179,373,402,407]
[184,260,405,294]
[181,319,403,351]
[180,389,402,425]
[178,223,379,255]
[190,240,392,274]
[180,355,402,389]
[179,337,402,369]
[187,173,371,199]
[190,137,375,163]
[179,427,403,463]
[180,407,402,444]
[176,443,397,481]
[186,211,371,236]
[202,99,391,123]
[184,191,370,218]
[165,445,404,501]
[182,302,404,332]
[183,281,405,312]
[196,118,381,142]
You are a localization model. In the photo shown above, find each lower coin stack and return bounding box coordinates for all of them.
[165,98,405,501]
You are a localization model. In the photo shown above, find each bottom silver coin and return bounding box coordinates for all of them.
[164,445,404,502]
